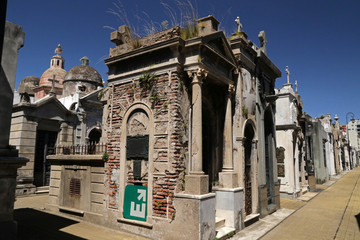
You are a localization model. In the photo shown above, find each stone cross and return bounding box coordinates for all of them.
[48,74,59,95]
[285,66,290,84]
[235,16,242,32]
[295,80,298,92]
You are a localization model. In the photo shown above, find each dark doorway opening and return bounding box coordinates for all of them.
[88,128,101,145]
[202,82,226,192]
[244,123,255,215]
[34,130,58,187]
[264,110,275,205]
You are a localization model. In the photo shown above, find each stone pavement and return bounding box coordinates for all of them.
[262,168,360,240]
[14,194,148,240]
[13,169,357,240]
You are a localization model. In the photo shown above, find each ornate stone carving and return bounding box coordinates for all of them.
[188,68,208,85]
[258,30,267,54]
[228,84,235,94]
[235,16,243,32]
[285,66,290,84]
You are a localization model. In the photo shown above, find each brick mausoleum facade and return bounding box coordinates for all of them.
[47,16,282,240]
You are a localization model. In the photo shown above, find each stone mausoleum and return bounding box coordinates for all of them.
[10,45,104,195]
[47,16,281,239]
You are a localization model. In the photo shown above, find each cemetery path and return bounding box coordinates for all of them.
[14,194,149,240]
[262,167,360,240]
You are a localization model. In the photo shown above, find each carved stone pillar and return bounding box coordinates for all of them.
[219,84,238,188]
[185,68,209,195]
[222,84,235,171]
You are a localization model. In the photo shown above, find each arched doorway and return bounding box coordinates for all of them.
[264,109,275,205]
[126,109,150,186]
[244,123,255,215]
[88,128,101,145]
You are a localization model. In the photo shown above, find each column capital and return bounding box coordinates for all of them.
[188,68,208,84]
[228,84,235,94]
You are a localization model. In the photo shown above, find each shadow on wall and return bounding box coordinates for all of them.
[355,213,360,231]
[14,208,86,240]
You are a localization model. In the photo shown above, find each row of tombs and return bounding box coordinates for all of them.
[12,16,355,240]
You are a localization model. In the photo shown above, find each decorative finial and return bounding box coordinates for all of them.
[285,66,290,84]
[334,114,339,121]
[295,80,298,93]
[55,44,63,55]
[235,16,242,32]
[80,56,90,66]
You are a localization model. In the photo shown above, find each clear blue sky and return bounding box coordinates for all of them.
[6,0,360,124]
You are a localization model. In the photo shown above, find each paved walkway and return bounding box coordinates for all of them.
[13,169,358,240]
[14,195,148,240]
[262,168,360,240]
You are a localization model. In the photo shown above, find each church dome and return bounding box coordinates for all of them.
[18,76,40,95]
[38,67,67,87]
[62,57,102,97]
[64,57,102,85]
[34,44,67,98]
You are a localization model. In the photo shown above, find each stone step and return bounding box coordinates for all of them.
[244,213,260,227]
[215,217,226,230]
[36,186,49,194]
[215,226,235,240]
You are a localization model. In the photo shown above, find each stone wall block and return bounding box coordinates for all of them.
[154,136,168,149]
[91,183,104,193]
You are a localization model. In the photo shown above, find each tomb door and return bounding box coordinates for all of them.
[264,110,275,205]
[244,124,255,215]
[34,130,58,186]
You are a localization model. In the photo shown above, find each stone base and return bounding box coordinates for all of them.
[174,192,216,240]
[184,174,209,195]
[16,184,36,196]
[219,171,239,188]
[213,187,243,230]
[308,175,316,190]
[0,155,28,239]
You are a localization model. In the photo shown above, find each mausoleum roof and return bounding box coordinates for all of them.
[64,62,102,85]
[18,76,40,94]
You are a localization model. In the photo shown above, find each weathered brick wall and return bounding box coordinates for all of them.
[106,71,189,218]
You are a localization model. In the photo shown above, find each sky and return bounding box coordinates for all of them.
[6,0,360,124]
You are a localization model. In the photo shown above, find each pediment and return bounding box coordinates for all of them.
[202,32,237,68]
[18,96,77,122]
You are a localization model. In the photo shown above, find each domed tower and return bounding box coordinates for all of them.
[62,56,103,97]
[34,44,67,98]
[17,76,40,96]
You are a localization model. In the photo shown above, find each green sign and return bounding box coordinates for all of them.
[123,185,148,222]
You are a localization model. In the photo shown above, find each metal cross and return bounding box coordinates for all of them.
[235,16,243,32]
[48,74,59,95]
[285,66,290,84]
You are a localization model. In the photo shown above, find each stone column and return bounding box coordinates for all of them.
[219,84,238,188]
[213,84,241,230]
[185,68,209,195]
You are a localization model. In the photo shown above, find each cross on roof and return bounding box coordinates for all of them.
[48,74,59,96]
[295,80,298,93]
[235,16,243,32]
[285,66,290,84]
